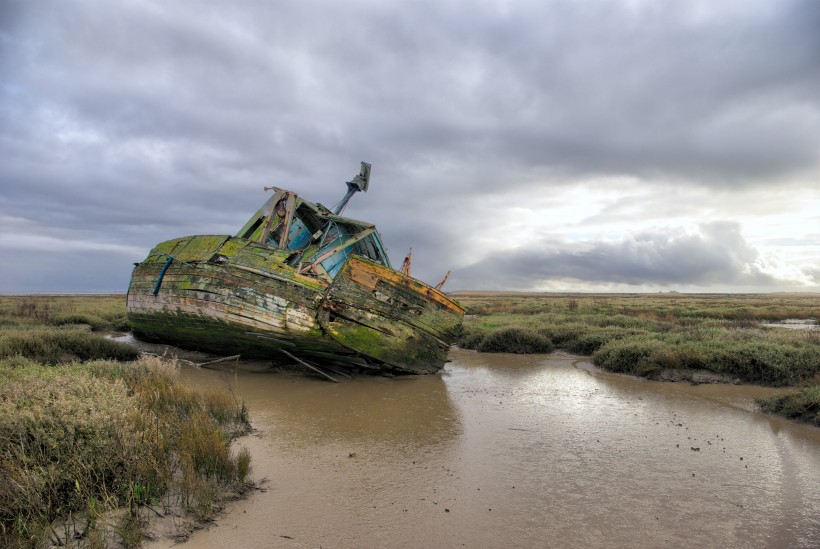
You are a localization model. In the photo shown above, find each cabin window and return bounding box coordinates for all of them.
[356,235,382,262]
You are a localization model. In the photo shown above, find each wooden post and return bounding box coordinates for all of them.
[435,271,451,290]
[400,248,412,276]
[278,192,297,249]
[260,189,286,243]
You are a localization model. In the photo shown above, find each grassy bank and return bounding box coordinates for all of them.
[454,293,820,424]
[0,296,252,547]
[757,387,820,427]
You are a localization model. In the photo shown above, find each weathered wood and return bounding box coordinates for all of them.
[197,354,241,367]
[301,227,375,274]
[278,192,297,249]
[260,189,286,243]
[435,271,451,290]
[318,363,353,379]
[279,349,339,382]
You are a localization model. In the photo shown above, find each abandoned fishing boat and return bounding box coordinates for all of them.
[126,163,464,375]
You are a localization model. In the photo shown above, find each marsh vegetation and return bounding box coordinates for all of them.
[454,292,820,425]
[0,296,252,548]
[0,292,816,548]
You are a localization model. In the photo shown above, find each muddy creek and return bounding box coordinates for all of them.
[148,348,820,548]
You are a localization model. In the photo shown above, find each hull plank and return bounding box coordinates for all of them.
[128,235,341,359]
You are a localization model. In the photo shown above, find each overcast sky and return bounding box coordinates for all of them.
[1,0,819,293]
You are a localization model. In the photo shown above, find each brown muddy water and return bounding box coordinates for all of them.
[144,347,820,548]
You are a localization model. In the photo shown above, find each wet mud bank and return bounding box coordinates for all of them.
[143,348,820,549]
[572,356,739,384]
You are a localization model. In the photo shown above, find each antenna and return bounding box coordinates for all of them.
[333,162,371,215]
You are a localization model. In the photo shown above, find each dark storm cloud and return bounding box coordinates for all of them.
[451,223,783,290]
[1,0,818,292]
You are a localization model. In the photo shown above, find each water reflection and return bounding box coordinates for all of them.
[196,368,463,451]
[120,333,463,451]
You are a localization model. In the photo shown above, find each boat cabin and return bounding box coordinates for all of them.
[236,188,391,282]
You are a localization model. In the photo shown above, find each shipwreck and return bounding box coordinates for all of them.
[126,163,464,376]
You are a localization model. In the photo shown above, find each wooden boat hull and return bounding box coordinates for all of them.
[126,235,464,374]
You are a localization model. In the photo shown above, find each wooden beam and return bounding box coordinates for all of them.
[279,349,339,383]
[278,192,297,249]
[260,189,286,243]
[435,270,451,290]
[300,227,375,274]
[197,354,242,369]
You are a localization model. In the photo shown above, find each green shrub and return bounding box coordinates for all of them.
[564,327,645,355]
[457,327,486,350]
[704,341,819,386]
[591,333,820,385]
[456,293,820,386]
[758,385,820,426]
[593,338,668,375]
[477,327,554,354]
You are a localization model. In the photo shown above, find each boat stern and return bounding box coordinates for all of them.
[319,256,465,374]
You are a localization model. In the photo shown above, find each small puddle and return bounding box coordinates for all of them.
[761,319,818,330]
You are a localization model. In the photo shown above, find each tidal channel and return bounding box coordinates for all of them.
[148,348,820,548]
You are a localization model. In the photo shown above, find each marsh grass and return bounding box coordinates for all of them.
[455,293,820,387]
[0,297,252,549]
[0,355,252,546]
[454,292,819,323]
[0,295,128,332]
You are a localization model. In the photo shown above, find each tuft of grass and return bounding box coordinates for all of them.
[592,338,668,376]
[0,364,138,544]
[477,327,554,354]
[52,312,108,330]
[235,447,252,483]
[111,316,131,332]
[115,511,145,549]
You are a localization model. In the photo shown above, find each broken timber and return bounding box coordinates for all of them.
[279,349,339,383]
[126,162,464,376]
